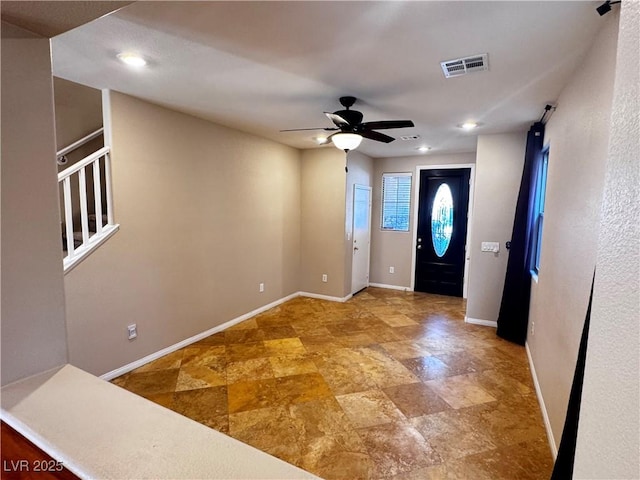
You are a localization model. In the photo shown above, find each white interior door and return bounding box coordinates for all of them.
[351,185,372,294]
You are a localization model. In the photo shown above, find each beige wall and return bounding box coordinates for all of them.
[1,23,68,385]
[54,77,102,151]
[527,12,618,449]
[344,150,374,296]
[299,148,348,298]
[53,77,104,228]
[465,133,526,322]
[575,2,639,476]
[64,91,301,376]
[370,153,476,288]
[54,77,103,183]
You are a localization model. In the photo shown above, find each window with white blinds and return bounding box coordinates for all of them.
[381,173,412,231]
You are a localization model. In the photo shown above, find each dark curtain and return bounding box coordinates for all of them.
[550,274,594,479]
[496,121,545,345]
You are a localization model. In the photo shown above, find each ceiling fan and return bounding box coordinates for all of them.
[281,96,415,151]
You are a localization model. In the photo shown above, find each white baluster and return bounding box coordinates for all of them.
[63,177,74,257]
[105,151,114,225]
[93,158,103,235]
[78,167,89,245]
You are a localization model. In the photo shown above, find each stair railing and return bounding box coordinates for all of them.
[57,127,104,166]
[57,135,119,272]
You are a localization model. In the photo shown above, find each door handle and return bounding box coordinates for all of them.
[354,246,359,251]
[417,245,422,250]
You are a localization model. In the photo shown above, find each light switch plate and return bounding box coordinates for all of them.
[127,324,137,340]
[481,242,500,253]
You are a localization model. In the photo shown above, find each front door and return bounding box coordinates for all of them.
[415,168,470,296]
[351,185,372,294]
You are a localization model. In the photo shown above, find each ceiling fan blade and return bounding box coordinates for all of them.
[280,127,339,132]
[360,120,415,130]
[360,129,395,143]
[324,112,350,127]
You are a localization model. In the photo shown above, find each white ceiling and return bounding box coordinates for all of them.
[51,1,604,158]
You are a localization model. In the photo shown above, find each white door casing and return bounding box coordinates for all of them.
[352,184,372,294]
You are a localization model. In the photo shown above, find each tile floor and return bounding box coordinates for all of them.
[112,288,553,479]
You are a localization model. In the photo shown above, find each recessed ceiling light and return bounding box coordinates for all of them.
[417,146,431,153]
[459,122,479,131]
[117,52,147,67]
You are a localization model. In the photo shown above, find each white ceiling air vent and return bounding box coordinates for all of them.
[400,135,421,141]
[441,53,489,78]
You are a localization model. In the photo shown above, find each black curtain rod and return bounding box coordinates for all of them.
[597,0,621,16]
[539,104,556,124]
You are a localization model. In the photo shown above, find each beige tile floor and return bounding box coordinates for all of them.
[113,288,553,479]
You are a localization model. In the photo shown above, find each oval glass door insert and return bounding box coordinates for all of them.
[431,184,454,257]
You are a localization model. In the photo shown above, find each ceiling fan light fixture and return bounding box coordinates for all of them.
[314,136,329,145]
[332,133,362,152]
[417,146,431,153]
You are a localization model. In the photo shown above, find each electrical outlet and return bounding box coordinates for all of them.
[530,321,535,336]
[322,274,328,283]
[389,266,395,274]
[259,283,265,293]
[127,324,137,340]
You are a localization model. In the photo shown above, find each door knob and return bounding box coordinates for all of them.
[417,245,422,250]
[354,246,359,251]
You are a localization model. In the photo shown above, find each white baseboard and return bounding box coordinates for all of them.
[368,283,412,292]
[299,291,352,303]
[100,290,359,381]
[526,341,558,459]
[100,292,299,381]
[464,316,498,328]
[102,291,502,381]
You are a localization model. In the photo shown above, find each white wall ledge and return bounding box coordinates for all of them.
[1,365,318,480]
[464,316,497,328]
[368,283,412,291]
